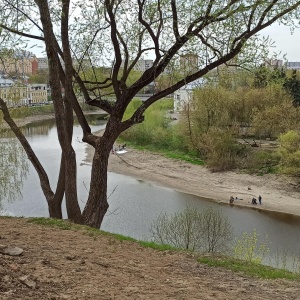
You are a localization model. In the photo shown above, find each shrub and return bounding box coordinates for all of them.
[278,130,300,176]
[151,206,233,253]
[198,128,246,171]
[234,229,270,264]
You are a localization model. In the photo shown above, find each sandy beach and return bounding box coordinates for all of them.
[85,145,300,217]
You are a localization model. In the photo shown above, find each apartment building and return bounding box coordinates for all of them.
[127,59,154,72]
[0,77,28,107]
[37,57,48,70]
[27,84,48,104]
[0,75,48,106]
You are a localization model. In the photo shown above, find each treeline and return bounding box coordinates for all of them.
[121,67,300,176]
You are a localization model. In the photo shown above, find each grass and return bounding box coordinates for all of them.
[27,217,177,251]
[198,255,300,280]
[117,139,205,165]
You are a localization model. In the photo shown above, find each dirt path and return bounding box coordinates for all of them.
[1,217,300,300]
[85,145,300,217]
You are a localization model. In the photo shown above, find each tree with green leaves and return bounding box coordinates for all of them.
[284,69,300,106]
[0,1,300,228]
[277,130,300,176]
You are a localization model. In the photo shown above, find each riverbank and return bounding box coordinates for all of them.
[1,217,299,300]
[0,113,56,129]
[85,145,300,217]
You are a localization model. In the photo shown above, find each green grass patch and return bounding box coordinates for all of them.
[26,217,177,251]
[138,241,178,251]
[118,139,204,165]
[198,255,300,280]
[164,152,204,165]
[28,217,76,230]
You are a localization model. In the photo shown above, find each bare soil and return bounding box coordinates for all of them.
[1,217,300,300]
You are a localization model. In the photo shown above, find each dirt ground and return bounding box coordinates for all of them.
[1,217,300,300]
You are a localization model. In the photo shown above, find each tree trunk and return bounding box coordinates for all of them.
[82,139,110,228]
[48,198,63,219]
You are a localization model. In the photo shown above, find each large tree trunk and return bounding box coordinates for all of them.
[82,139,111,228]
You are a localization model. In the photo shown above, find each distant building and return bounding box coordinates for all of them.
[0,77,28,107]
[0,76,14,88]
[27,84,48,105]
[127,59,153,72]
[265,59,284,69]
[286,62,300,70]
[0,57,38,76]
[37,57,48,70]
[0,74,48,106]
[173,78,205,112]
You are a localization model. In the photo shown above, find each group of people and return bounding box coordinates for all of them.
[229,196,242,204]
[229,195,262,205]
[252,195,262,205]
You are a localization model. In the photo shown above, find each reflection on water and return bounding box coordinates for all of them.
[1,115,300,271]
[0,138,29,205]
[0,113,107,209]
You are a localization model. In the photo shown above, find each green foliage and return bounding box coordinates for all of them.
[197,128,247,171]
[284,70,300,106]
[121,98,188,152]
[28,70,49,84]
[198,256,300,280]
[277,130,300,176]
[0,105,55,121]
[234,230,270,264]
[151,206,233,253]
[243,149,280,175]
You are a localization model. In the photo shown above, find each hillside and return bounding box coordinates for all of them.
[0,217,299,300]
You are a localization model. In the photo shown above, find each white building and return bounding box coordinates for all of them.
[37,57,48,70]
[128,59,153,72]
[0,76,14,88]
[173,78,205,112]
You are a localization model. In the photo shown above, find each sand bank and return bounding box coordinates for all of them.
[85,145,300,217]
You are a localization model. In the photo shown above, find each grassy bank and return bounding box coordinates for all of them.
[0,105,55,121]
[25,217,300,280]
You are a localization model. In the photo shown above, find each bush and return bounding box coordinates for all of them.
[150,206,233,253]
[243,149,280,175]
[278,130,300,176]
[234,229,270,264]
[198,128,247,171]
[121,98,189,153]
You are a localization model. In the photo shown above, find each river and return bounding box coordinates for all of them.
[1,116,300,271]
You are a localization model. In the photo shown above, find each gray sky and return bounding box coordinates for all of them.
[28,22,300,63]
[260,23,300,62]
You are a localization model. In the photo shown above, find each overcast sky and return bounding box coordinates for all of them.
[28,22,300,63]
[260,23,300,62]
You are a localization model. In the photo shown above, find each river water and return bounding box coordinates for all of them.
[1,116,300,270]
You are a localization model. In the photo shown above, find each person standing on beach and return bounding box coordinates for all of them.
[258,195,262,205]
